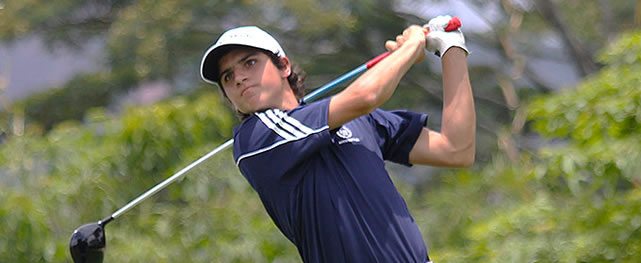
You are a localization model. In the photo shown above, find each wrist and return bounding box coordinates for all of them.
[397,38,426,64]
[441,46,468,58]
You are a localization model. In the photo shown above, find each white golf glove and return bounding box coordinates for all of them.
[424,15,469,57]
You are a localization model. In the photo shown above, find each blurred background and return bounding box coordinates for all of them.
[0,0,640,262]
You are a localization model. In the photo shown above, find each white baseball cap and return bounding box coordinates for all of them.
[200,26,287,84]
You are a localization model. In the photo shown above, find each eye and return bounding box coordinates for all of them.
[245,59,257,68]
[221,72,233,83]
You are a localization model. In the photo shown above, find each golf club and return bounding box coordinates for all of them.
[69,18,461,263]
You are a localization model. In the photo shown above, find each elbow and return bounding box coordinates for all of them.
[458,150,475,167]
[361,92,381,111]
[452,144,476,168]
[451,132,476,167]
[348,85,381,114]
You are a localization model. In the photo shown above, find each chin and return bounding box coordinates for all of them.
[247,100,275,113]
[239,105,265,115]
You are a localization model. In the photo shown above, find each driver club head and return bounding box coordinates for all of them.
[69,222,106,263]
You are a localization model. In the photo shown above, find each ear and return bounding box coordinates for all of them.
[279,56,292,78]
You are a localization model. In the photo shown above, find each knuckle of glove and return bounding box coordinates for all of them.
[423,15,470,57]
[426,15,452,32]
[426,32,445,52]
[426,30,468,57]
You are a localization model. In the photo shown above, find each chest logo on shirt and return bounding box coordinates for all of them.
[336,126,352,139]
[335,126,361,145]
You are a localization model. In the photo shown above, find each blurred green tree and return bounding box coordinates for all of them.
[0,90,303,262]
[1,0,411,134]
[1,0,641,262]
[416,30,641,262]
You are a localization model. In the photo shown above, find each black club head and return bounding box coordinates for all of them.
[69,222,106,263]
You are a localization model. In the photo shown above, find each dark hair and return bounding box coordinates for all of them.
[215,48,306,120]
[268,52,306,100]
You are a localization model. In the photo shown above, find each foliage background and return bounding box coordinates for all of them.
[0,0,640,262]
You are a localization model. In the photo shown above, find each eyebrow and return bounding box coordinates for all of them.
[219,51,260,79]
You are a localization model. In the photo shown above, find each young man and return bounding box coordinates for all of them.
[200,16,475,263]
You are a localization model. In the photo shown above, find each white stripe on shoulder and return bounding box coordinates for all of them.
[265,110,306,138]
[256,112,296,140]
[236,125,329,165]
[272,109,314,134]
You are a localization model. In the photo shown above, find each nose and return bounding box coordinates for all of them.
[234,70,248,87]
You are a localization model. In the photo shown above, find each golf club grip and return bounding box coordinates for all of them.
[445,17,462,32]
[304,17,461,102]
[367,17,461,68]
[108,17,462,220]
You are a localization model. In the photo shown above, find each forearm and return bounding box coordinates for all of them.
[328,39,423,128]
[350,42,422,108]
[440,48,476,161]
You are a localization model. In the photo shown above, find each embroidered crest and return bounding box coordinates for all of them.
[334,126,360,145]
[336,126,352,139]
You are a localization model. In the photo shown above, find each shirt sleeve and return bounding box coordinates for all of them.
[370,109,428,166]
[232,98,332,188]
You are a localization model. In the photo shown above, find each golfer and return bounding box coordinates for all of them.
[200,16,475,263]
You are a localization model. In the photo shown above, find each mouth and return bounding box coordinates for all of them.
[240,85,257,97]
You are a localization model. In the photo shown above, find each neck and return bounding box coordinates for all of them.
[277,83,300,111]
[280,94,300,110]
[248,86,299,114]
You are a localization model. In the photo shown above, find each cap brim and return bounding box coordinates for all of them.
[201,45,240,85]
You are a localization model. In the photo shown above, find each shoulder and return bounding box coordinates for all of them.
[232,101,332,164]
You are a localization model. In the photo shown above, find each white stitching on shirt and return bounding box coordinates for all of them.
[273,109,314,134]
[238,109,326,165]
[265,110,306,138]
[235,125,329,165]
[256,112,296,140]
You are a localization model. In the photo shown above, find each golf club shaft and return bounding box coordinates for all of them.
[105,51,394,223]
[302,52,390,102]
[108,139,233,221]
[105,19,463,223]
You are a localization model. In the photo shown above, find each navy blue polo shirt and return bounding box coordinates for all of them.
[232,98,430,263]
